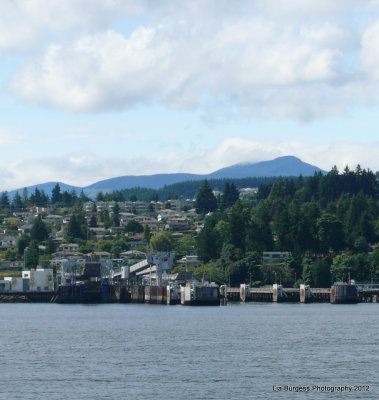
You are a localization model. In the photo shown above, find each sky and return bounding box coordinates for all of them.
[0,0,378,191]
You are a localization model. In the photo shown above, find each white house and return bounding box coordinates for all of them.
[1,235,18,250]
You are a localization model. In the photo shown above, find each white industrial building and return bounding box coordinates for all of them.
[3,277,28,292]
[22,269,54,291]
[1,268,54,292]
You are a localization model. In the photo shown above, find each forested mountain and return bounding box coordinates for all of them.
[100,176,293,202]
[208,156,324,178]
[84,173,201,194]
[2,156,324,199]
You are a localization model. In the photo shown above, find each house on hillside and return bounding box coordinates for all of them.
[1,235,18,250]
[262,252,290,264]
[59,243,79,253]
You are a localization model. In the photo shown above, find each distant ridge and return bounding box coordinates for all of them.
[6,182,82,198]
[3,156,326,199]
[85,173,202,193]
[208,156,323,179]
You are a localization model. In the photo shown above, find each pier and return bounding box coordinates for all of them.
[358,288,379,303]
[1,283,377,305]
[231,284,331,303]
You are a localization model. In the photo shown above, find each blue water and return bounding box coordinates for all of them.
[0,303,377,399]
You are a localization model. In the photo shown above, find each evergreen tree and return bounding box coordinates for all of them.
[62,191,73,206]
[33,188,42,206]
[89,214,97,228]
[41,190,49,206]
[31,215,49,242]
[246,214,273,252]
[0,191,10,209]
[29,188,48,206]
[96,191,105,202]
[144,224,151,243]
[227,200,247,251]
[301,257,331,288]
[222,182,239,208]
[22,187,28,205]
[229,183,239,204]
[112,203,120,226]
[222,182,230,208]
[102,210,111,229]
[17,234,31,256]
[66,211,87,240]
[24,240,39,269]
[316,213,344,254]
[197,214,221,262]
[51,183,62,204]
[79,190,89,202]
[195,180,217,214]
[45,238,57,255]
[70,189,77,204]
[12,191,23,210]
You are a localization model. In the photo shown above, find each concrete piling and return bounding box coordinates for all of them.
[272,284,283,302]
[300,284,311,303]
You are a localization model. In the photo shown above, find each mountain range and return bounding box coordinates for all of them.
[4,156,326,199]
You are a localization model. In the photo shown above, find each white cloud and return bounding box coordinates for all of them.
[0,126,24,145]
[10,18,351,119]
[0,0,144,53]
[4,1,379,120]
[254,0,362,20]
[360,20,379,80]
[1,139,377,191]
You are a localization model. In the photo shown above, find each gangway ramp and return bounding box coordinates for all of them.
[136,265,157,276]
[129,259,149,275]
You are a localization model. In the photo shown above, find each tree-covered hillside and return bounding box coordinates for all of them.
[195,166,378,287]
[98,176,295,202]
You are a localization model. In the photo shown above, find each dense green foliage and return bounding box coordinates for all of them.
[150,231,174,252]
[195,166,378,287]
[24,240,39,269]
[124,220,144,233]
[66,208,88,241]
[30,215,49,242]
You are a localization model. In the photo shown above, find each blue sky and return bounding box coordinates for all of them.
[0,0,378,191]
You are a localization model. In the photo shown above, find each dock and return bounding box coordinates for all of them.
[0,284,377,305]
[233,284,330,303]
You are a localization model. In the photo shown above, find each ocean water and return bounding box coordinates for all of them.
[0,303,377,399]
